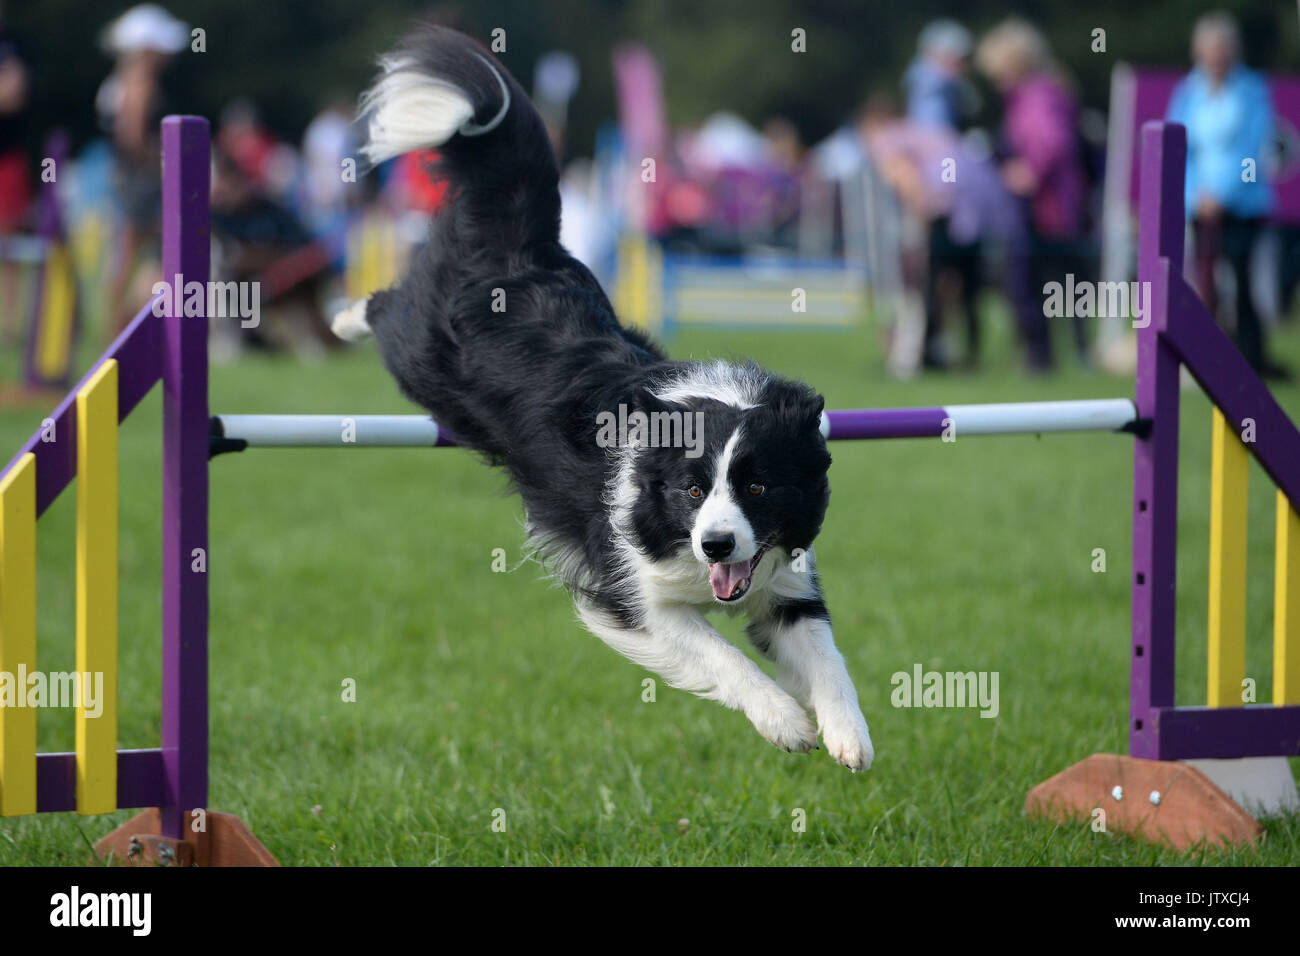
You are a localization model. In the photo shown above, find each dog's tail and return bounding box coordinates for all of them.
[359,26,559,247]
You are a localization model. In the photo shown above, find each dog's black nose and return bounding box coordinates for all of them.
[701,534,735,561]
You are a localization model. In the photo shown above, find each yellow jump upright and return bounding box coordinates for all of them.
[0,453,37,817]
[1276,492,1300,706]
[612,233,663,335]
[75,359,118,814]
[35,244,77,384]
[1207,408,1249,708]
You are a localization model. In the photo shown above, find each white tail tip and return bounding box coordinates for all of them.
[331,299,373,342]
[359,56,476,166]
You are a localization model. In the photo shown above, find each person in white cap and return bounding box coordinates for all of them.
[95,4,189,331]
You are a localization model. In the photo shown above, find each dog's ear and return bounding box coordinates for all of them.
[806,393,826,433]
[774,385,825,434]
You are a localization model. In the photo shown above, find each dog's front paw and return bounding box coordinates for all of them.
[819,706,874,772]
[746,691,818,754]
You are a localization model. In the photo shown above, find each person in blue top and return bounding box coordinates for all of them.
[902,20,975,133]
[900,20,984,369]
[1167,10,1287,379]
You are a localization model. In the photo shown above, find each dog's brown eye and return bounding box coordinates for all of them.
[748,483,765,496]
[688,485,702,498]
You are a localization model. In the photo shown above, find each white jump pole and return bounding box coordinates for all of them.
[212,414,445,449]
[211,399,1141,454]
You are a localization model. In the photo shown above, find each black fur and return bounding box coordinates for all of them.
[361,27,832,628]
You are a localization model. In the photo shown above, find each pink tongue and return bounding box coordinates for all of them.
[709,559,754,599]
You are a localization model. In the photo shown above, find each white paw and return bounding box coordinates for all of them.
[746,690,818,753]
[819,706,874,772]
[331,299,372,341]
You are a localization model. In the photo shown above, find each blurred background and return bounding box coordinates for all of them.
[3,1,1300,866]
[1,0,1299,390]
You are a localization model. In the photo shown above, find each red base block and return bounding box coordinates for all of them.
[1026,754,1262,851]
[95,808,279,867]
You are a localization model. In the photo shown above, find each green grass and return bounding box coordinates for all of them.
[2,303,1300,865]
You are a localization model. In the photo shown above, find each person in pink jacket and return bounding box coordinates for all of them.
[978,19,1090,371]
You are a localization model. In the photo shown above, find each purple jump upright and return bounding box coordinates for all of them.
[1131,122,1300,762]
[1130,121,1185,762]
[94,118,275,865]
[159,116,211,843]
[0,115,276,866]
[1028,121,1300,852]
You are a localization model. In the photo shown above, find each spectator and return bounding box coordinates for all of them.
[1168,10,1287,379]
[977,18,1089,371]
[0,0,30,234]
[302,96,358,235]
[95,3,189,331]
[903,20,976,132]
[0,0,31,341]
[859,94,1012,369]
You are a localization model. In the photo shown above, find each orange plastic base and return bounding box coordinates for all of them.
[95,808,279,867]
[1027,753,1262,851]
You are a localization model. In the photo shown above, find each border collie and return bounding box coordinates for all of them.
[334,26,873,771]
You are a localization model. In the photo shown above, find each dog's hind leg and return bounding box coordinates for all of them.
[331,298,373,341]
[578,603,818,754]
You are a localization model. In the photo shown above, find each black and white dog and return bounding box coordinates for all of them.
[334,27,873,771]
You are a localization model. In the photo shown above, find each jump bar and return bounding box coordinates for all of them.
[211,399,1140,456]
[210,414,456,455]
[821,399,1143,440]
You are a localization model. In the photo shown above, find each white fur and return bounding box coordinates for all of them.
[691,426,757,564]
[331,299,372,341]
[653,361,765,409]
[565,430,872,769]
[578,603,818,753]
[360,56,476,165]
[359,53,511,165]
[752,609,874,771]
[597,446,651,608]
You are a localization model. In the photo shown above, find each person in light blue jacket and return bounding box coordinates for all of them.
[902,19,976,133]
[1167,10,1286,378]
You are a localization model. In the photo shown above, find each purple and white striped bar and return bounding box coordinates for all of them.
[822,399,1139,440]
[212,399,1137,450]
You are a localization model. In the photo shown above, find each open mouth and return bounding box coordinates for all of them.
[708,546,768,602]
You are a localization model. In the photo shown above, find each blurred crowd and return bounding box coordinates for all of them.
[1,3,442,363]
[870,11,1291,379]
[0,3,1295,380]
[863,17,1102,375]
[89,4,398,357]
[619,12,1294,379]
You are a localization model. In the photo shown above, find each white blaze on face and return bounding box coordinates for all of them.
[691,426,757,565]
